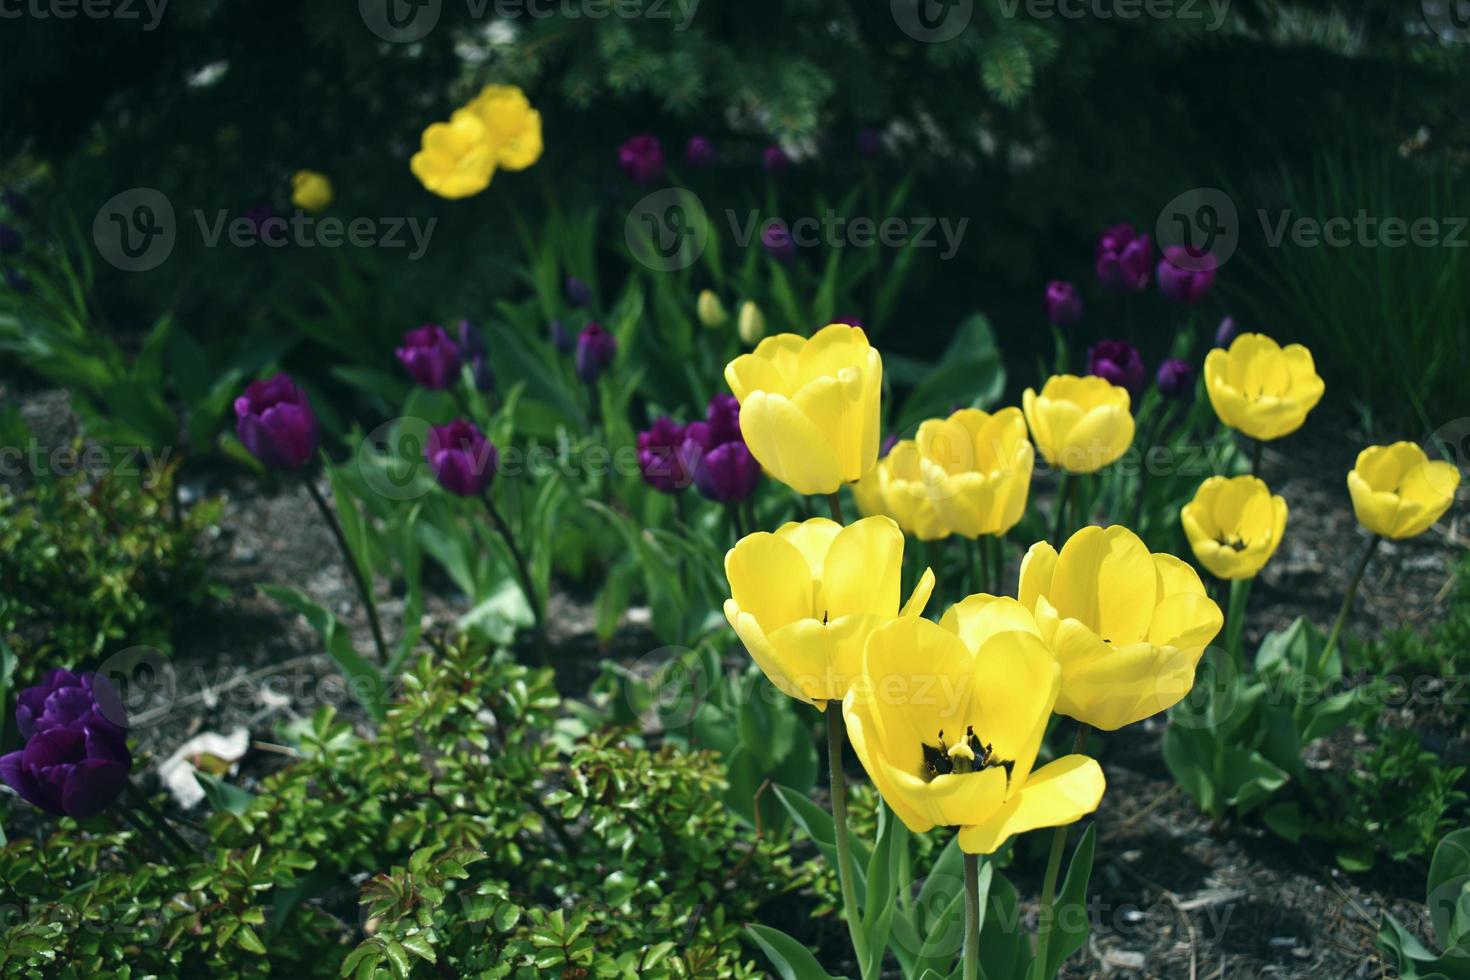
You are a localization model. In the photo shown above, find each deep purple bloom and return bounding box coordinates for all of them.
[4,268,29,294]
[396,324,463,390]
[832,315,866,329]
[425,419,498,497]
[685,136,717,167]
[1157,246,1217,305]
[856,128,882,158]
[0,670,131,818]
[618,135,666,185]
[1043,280,1083,327]
[549,318,573,354]
[2,186,27,217]
[761,221,797,264]
[1094,224,1152,292]
[1214,315,1238,348]
[457,319,495,393]
[880,433,899,457]
[681,421,759,503]
[762,145,790,175]
[575,322,618,384]
[234,373,320,471]
[1087,339,1146,394]
[565,276,592,308]
[705,393,742,446]
[0,224,22,256]
[1156,358,1195,399]
[637,417,691,493]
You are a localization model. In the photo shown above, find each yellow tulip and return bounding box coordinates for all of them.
[466,84,543,171]
[917,407,1034,538]
[1018,525,1223,731]
[737,300,765,346]
[725,324,883,496]
[1203,333,1324,441]
[410,109,498,200]
[723,516,935,707]
[290,170,333,212]
[1180,476,1288,580]
[842,600,1105,854]
[697,289,728,328]
[853,441,949,540]
[1022,375,1134,474]
[1347,442,1460,539]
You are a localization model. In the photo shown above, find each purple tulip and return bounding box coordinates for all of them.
[762,145,791,175]
[681,421,759,503]
[0,669,131,818]
[4,267,30,294]
[685,136,718,167]
[457,319,495,393]
[235,373,320,471]
[1094,224,1152,293]
[549,318,573,354]
[637,417,691,493]
[705,393,742,446]
[0,224,22,256]
[761,220,797,264]
[575,322,618,384]
[880,432,899,458]
[425,419,498,497]
[618,135,666,185]
[1157,246,1217,305]
[1156,358,1195,399]
[832,315,866,329]
[1214,315,1238,348]
[1043,280,1083,327]
[856,128,882,159]
[1087,339,1146,394]
[565,275,592,308]
[396,324,463,390]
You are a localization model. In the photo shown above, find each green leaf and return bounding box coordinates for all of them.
[892,314,1004,432]
[771,784,869,900]
[261,585,386,721]
[1042,824,1097,979]
[1428,830,1470,951]
[744,924,847,980]
[193,771,254,815]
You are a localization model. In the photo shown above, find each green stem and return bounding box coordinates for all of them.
[1250,437,1263,477]
[1224,577,1252,668]
[826,708,872,978]
[482,491,548,664]
[974,536,989,596]
[1050,472,1070,548]
[1318,535,1380,678]
[827,491,846,525]
[1034,724,1091,975]
[988,535,1002,595]
[304,476,390,665]
[124,783,191,859]
[962,850,981,980]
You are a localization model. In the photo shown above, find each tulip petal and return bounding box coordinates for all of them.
[1055,640,1202,730]
[725,533,813,628]
[1051,526,1155,644]
[1017,541,1058,613]
[725,604,820,706]
[843,694,934,833]
[775,518,842,580]
[739,391,844,495]
[61,759,129,818]
[900,566,937,619]
[822,516,904,620]
[939,595,1043,652]
[968,631,1059,785]
[957,755,1105,854]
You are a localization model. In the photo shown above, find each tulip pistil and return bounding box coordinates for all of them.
[1215,533,1248,552]
[921,726,1013,781]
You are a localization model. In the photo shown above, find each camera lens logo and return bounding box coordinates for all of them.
[891,0,973,42]
[356,416,435,501]
[624,189,709,272]
[1425,417,1470,499]
[1156,187,1239,270]
[1424,1,1470,42]
[94,646,177,730]
[93,188,175,272]
[360,0,442,43]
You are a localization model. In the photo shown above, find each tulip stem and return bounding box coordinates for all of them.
[481,490,548,664]
[1250,438,1263,477]
[1035,724,1091,976]
[1224,578,1252,668]
[304,476,391,666]
[826,708,872,979]
[1318,535,1380,679]
[1050,473,1070,547]
[827,492,846,525]
[974,537,989,596]
[962,850,981,980]
[124,782,191,859]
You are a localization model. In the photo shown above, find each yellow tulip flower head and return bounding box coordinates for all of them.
[1180,475,1288,580]
[1018,525,1223,731]
[1022,375,1134,474]
[1203,333,1324,441]
[466,85,543,171]
[853,440,950,541]
[1347,442,1460,539]
[723,516,935,708]
[290,170,333,212]
[410,109,498,200]
[724,324,883,496]
[842,597,1105,854]
[917,407,1034,538]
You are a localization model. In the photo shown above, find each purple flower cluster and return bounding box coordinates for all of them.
[396,324,463,390]
[1094,223,1153,293]
[1,670,132,818]
[636,394,759,502]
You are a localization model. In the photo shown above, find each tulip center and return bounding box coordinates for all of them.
[1215,533,1248,552]
[921,726,1013,782]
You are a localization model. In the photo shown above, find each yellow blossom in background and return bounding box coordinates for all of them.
[854,441,950,540]
[410,109,498,200]
[1022,375,1134,474]
[723,516,934,707]
[1018,525,1223,731]
[291,170,332,212]
[1180,475,1288,580]
[1203,333,1324,441]
[842,602,1105,855]
[466,85,543,171]
[725,324,882,495]
[737,300,765,346]
[917,407,1034,538]
[1347,442,1460,539]
[697,289,728,328]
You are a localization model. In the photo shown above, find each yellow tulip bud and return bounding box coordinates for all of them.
[725,323,881,495]
[465,85,543,171]
[1018,525,1223,731]
[723,516,935,707]
[843,598,1105,854]
[1203,333,1324,441]
[1180,476,1288,580]
[697,289,728,328]
[1347,442,1460,539]
[854,442,949,540]
[736,300,765,346]
[1022,375,1134,474]
[410,109,497,200]
[290,170,333,212]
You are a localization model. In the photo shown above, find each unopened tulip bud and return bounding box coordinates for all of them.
[697,289,728,328]
[737,301,765,346]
